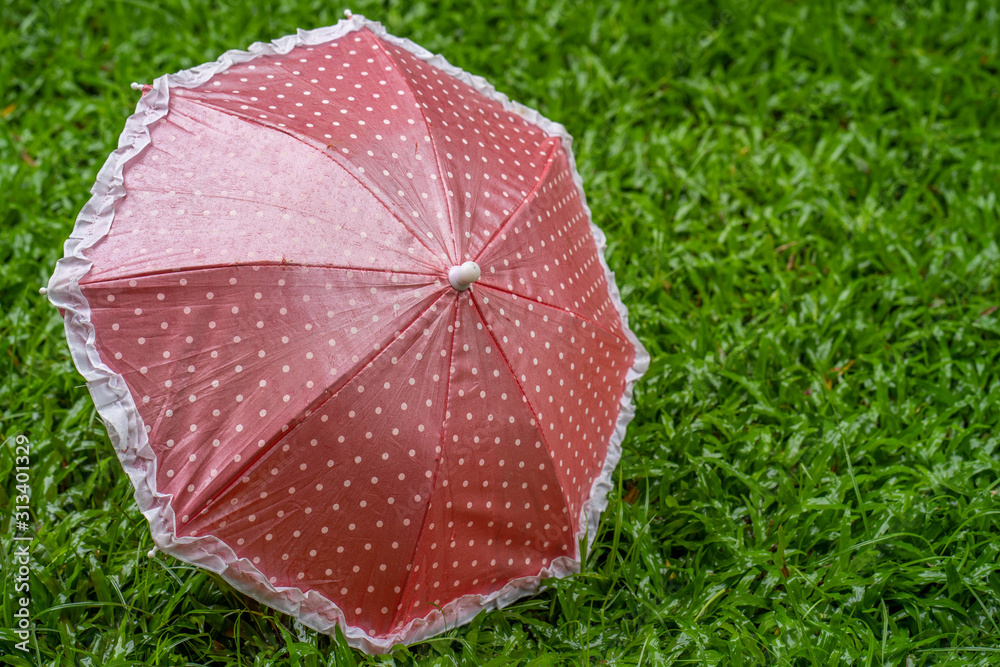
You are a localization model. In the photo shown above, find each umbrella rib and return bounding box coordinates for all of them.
[467,294,576,541]
[470,139,561,265]
[260,55,355,106]
[79,261,440,288]
[473,282,632,349]
[121,184,445,274]
[373,35,460,263]
[174,287,452,534]
[173,96,448,270]
[387,297,460,630]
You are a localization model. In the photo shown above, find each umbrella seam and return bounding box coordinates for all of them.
[174,287,451,532]
[473,282,632,350]
[79,261,441,288]
[371,32,461,265]
[470,139,561,264]
[387,295,460,631]
[468,293,578,554]
[118,184,445,275]
[243,48,357,111]
[175,95,449,272]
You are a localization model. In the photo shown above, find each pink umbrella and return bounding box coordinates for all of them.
[48,13,648,653]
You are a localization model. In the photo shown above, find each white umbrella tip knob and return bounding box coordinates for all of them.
[39,287,48,295]
[147,547,158,558]
[449,261,481,291]
[344,9,353,18]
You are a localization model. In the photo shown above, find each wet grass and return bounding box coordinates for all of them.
[2,0,999,664]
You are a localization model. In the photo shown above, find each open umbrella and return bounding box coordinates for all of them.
[47,13,648,653]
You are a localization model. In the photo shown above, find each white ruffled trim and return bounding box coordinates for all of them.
[46,13,648,655]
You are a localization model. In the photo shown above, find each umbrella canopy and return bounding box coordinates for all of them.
[48,14,648,653]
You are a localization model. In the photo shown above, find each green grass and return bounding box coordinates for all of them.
[2,0,999,664]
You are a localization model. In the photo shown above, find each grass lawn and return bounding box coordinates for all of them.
[2,0,1000,664]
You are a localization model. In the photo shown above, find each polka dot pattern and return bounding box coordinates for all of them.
[77,23,640,644]
[476,145,627,339]
[85,95,443,282]
[395,292,574,619]
[84,265,444,524]
[181,294,455,636]
[172,29,460,264]
[472,287,634,533]
[376,41,559,261]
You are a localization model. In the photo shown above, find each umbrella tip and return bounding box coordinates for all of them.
[344,8,353,18]
[39,287,48,295]
[147,546,158,558]
[130,82,142,90]
[449,261,481,292]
